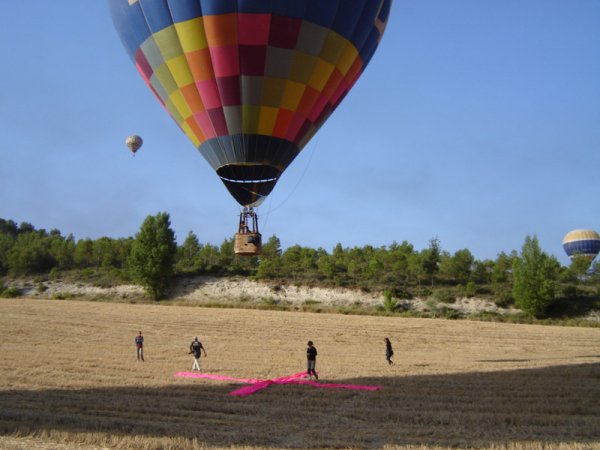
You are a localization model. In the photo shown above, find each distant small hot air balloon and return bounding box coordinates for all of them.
[562,229,600,262]
[125,135,143,156]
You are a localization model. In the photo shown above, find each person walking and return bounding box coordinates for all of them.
[135,331,144,361]
[189,337,206,371]
[306,340,318,380]
[384,337,394,365]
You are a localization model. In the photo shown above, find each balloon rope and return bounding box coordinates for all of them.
[261,132,320,231]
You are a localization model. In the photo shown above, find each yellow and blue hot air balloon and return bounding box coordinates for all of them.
[562,229,600,262]
[108,0,392,254]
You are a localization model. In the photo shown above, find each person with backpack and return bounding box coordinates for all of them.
[135,331,144,362]
[189,337,207,371]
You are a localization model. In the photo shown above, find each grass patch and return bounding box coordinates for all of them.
[0,287,21,298]
[51,292,77,300]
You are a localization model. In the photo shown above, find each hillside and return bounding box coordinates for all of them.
[5,274,531,316]
[5,273,600,324]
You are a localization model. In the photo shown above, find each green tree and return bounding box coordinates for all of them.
[407,252,426,289]
[218,238,235,273]
[450,249,474,283]
[18,222,35,234]
[0,219,18,237]
[471,259,493,284]
[512,235,558,318]
[322,243,348,286]
[115,238,134,269]
[381,241,413,287]
[281,245,319,281]
[0,235,13,275]
[256,235,282,279]
[176,231,202,273]
[49,233,75,270]
[421,237,441,286]
[7,231,56,274]
[568,255,593,278]
[128,212,177,300]
[197,243,220,273]
[365,248,384,281]
[492,251,515,284]
[317,251,334,281]
[93,237,121,269]
[74,239,95,268]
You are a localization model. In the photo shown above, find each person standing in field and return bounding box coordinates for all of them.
[384,337,394,365]
[306,340,318,380]
[189,337,206,371]
[135,331,144,362]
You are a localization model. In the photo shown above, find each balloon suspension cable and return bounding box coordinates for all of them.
[261,132,320,231]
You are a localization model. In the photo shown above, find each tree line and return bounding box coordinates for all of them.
[0,214,598,318]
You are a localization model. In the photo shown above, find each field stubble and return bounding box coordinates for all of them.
[0,298,599,450]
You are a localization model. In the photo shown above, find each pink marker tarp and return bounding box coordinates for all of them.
[174,371,382,397]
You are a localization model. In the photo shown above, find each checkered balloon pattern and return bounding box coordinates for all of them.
[109,0,392,206]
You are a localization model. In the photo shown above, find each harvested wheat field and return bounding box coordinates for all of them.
[0,298,599,450]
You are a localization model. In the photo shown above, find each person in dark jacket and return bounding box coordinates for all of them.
[384,337,394,365]
[306,340,318,380]
[135,331,144,361]
[189,337,206,371]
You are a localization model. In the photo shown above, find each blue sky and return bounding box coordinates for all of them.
[0,1,598,265]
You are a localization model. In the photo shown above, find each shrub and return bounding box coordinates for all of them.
[431,288,456,304]
[52,292,76,300]
[261,297,279,307]
[303,299,321,306]
[494,287,514,308]
[561,285,581,300]
[238,294,251,303]
[418,287,432,298]
[0,287,21,298]
[80,268,95,279]
[425,298,440,316]
[470,311,504,322]
[390,286,413,300]
[383,290,397,312]
[442,308,462,320]
[463,281,477,298]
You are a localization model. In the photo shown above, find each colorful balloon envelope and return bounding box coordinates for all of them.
[108,0,392,207]
[562,229,600,261]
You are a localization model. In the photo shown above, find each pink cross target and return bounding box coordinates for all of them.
[174,371,382,396]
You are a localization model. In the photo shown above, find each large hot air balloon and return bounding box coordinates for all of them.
[125,135,143,155]
[108,0,392,254]
[562,229,600,262]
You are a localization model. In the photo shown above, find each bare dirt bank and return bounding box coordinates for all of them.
[10,275,517,316]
